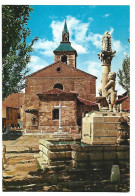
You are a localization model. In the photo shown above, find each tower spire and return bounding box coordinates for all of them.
[53,20,77,68]
[62,20,69,42]
[62,20,69,35]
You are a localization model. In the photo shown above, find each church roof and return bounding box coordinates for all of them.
[37,88,97,106]
[37,88,79,96]
[115,96,128,104]
[53,42,76,52]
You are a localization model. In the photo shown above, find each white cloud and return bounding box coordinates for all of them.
[112,39,124,53]
[103,14,110,18]
[87,61,102,95]
[87,33,102,49]
[33,16,92,56]
[28,56,48,72]
[32,16,126,61]
[34,39,57,57]
[87,61,101,76]
[109,27,114,35]
[116,83,125,95]
[72,42,87,54]
[88,17,93,22]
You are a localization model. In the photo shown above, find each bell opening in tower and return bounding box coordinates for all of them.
[61,55,67,64]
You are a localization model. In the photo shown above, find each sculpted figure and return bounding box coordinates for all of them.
[102,31,112,51]
[105,72,117,112]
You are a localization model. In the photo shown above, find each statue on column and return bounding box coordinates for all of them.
[102,31,112,52]
[105,72,117,112]
[96,31,117,112]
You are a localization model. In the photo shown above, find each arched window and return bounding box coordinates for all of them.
[53,83,63,90]
[61,55,67,64]
[53,109,59,120]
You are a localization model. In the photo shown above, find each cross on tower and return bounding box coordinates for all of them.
[54,102,67,133]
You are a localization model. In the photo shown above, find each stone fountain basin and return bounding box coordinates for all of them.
[39,139,129,169]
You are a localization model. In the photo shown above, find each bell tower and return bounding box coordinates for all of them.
[53,20,77,68]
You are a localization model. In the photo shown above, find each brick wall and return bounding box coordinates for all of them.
[121,98,130,112]
[6,107,18,127]
[54,51,77,68]
[3,92,24,108]
[25,77,96,102]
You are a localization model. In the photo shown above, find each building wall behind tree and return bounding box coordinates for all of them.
[6,107,18,127]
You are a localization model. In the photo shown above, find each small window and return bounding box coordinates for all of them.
[61,55,67,64]
[65,37,68,41]
[31,117,36,126]
[53,109,59,120]
[17,112,20,119]
[53,83,63,90]
[57,67,61,72]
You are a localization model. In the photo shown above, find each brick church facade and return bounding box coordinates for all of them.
[22,20,98,133]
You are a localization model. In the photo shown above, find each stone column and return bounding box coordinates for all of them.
[101,63,111,96]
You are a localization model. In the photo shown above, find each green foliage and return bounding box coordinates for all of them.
[117,55,130,96]
[2,5,38,100]
[36,162,42,170]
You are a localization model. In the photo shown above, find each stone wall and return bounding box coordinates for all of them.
[71,144,129,168]
[38,140,129,169]
[82,111,130,145]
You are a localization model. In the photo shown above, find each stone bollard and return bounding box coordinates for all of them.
[24,129,27,135]
[2,145,6,169]
[110,165,120,183]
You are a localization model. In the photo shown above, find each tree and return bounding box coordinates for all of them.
[117,54,130,96]
[2,5,38,100]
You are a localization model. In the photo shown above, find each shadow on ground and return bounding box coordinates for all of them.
[2,131,23,141]
[3,165,130,192]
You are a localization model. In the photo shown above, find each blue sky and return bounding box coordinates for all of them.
[27,5,130,95]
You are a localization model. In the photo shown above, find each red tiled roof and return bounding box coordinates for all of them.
[77,97,98,106]
[116,96,128,104]
[37,88,79,96]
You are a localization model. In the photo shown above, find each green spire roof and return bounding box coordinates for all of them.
[53,43,76,52]
[54,20,77,53]
[62,20,69,35]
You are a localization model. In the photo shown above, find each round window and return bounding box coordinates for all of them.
[57,67,61,72]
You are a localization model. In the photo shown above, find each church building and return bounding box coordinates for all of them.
[22,20,98,134]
